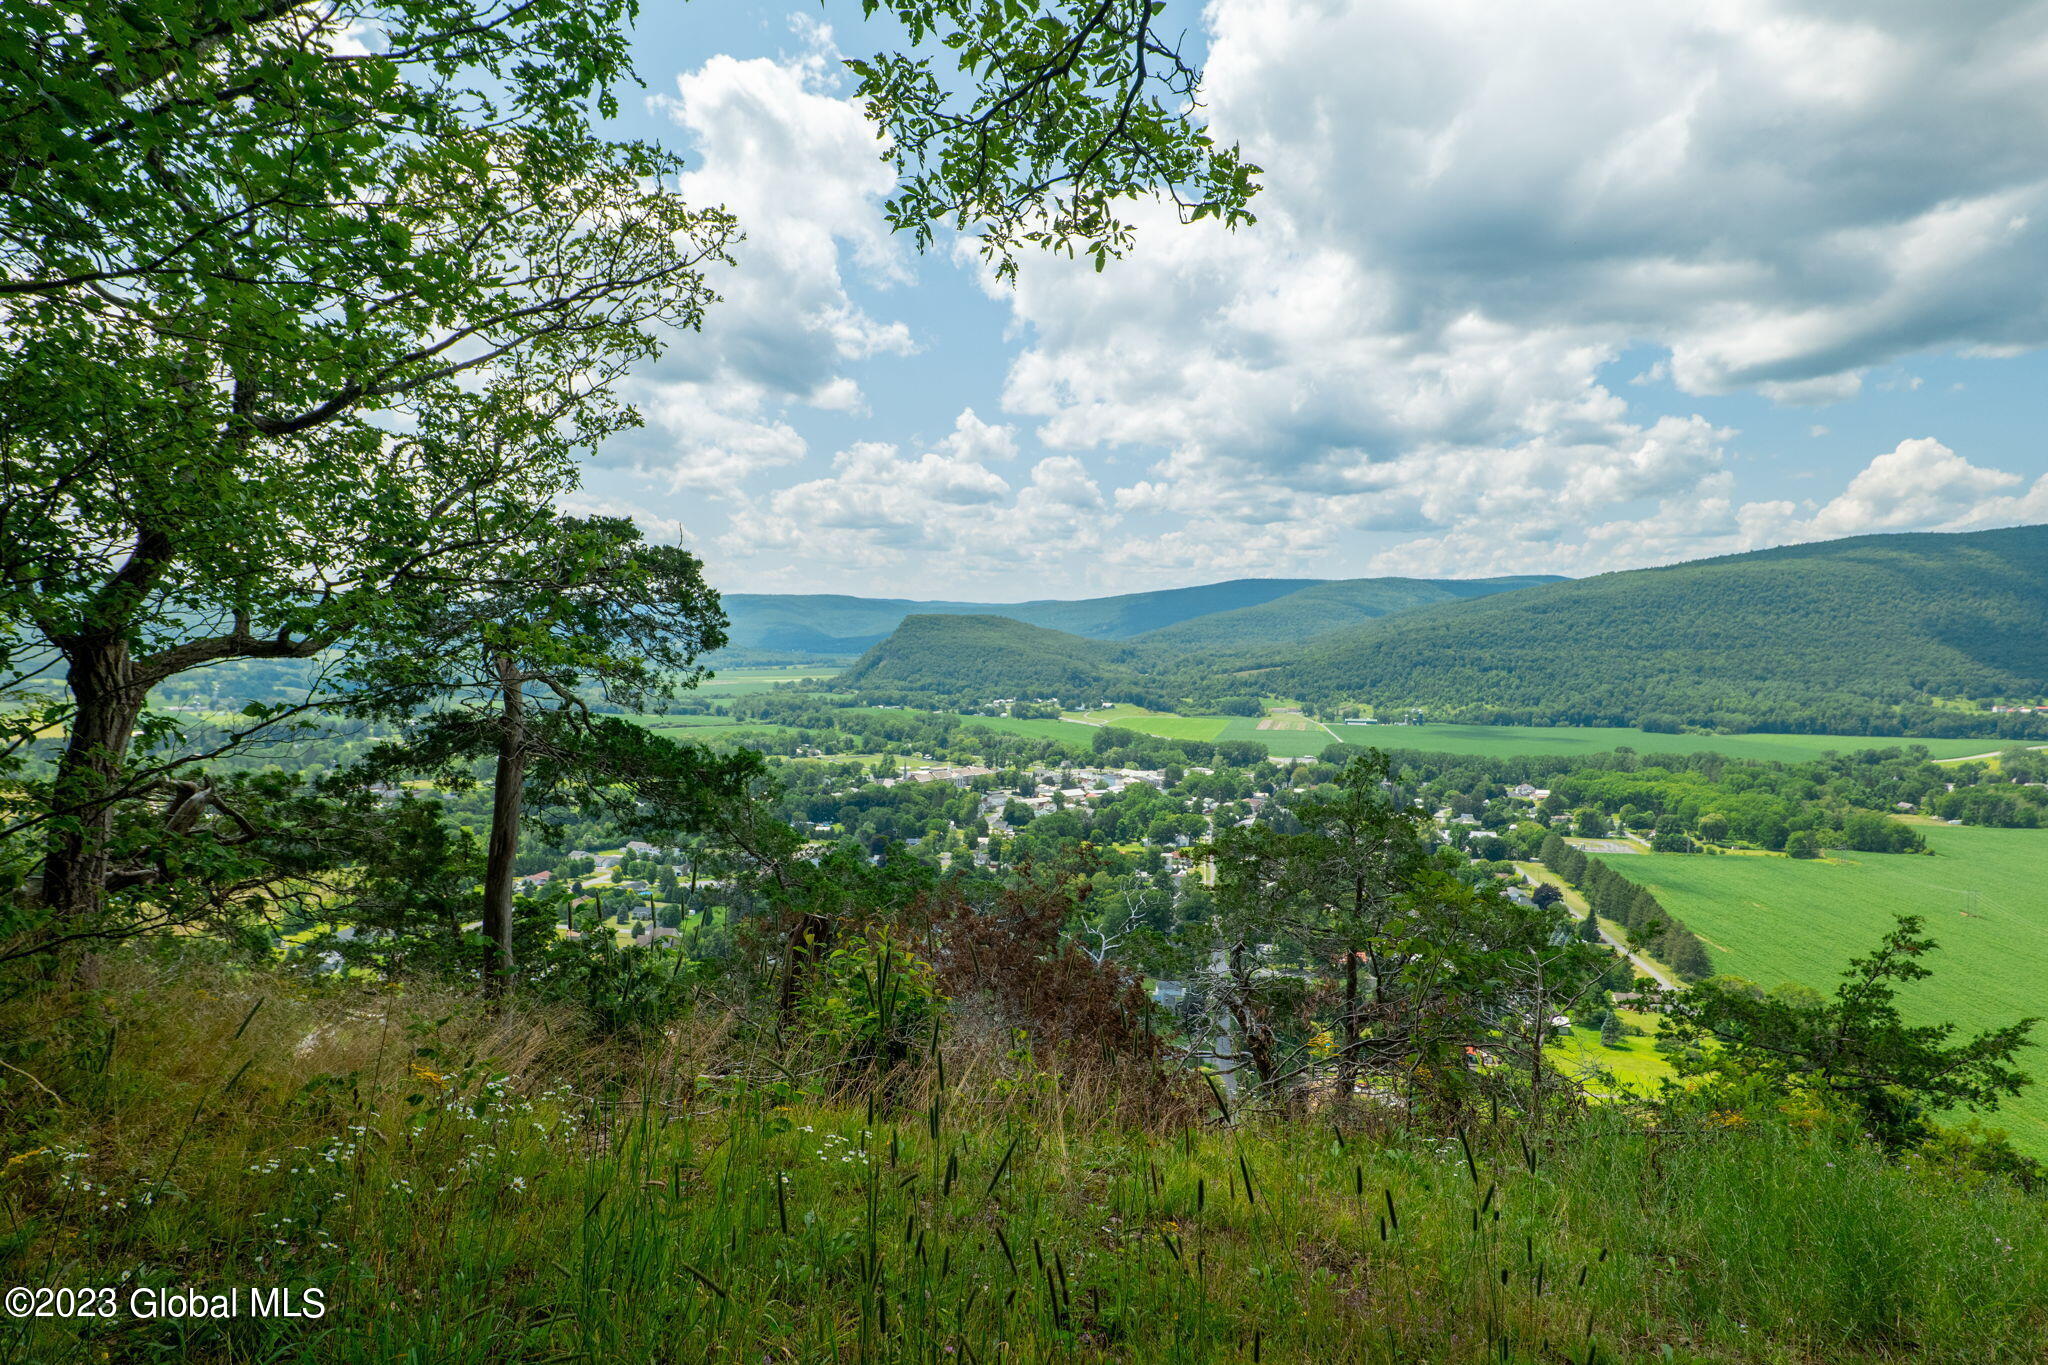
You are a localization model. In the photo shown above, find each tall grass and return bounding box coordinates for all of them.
[2,955,2043,1363]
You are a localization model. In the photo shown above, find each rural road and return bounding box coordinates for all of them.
[1515,862,1680,992]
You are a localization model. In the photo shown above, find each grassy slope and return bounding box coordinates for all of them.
[1623,824,2048,1152]
[7,969,2046,1364]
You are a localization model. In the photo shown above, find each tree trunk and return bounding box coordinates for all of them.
[480,654,527,992]
[1341,945,1360,1092]
[41,636,147,927]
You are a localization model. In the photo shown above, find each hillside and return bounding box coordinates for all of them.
[835,613,1132,697]
[1132,575,1558,654]
[720,579,1325,655]
[1264,524,2048,732]
[718,574,1559,658]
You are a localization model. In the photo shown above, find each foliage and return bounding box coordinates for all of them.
[1266,524,2048,736]
[796,928,946,1075]
[1666,915,2038,1150]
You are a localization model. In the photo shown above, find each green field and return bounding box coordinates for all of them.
[693,666,841,696]
[631,717,797,742]
[1064,704,1231,741]
[1219,714,1338,757]
[1624,824,2048,1152]
[1321,723,2014,762]
[960,714,1102,745]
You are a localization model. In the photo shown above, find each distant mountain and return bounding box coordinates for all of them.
[720,573,1557,657]
[718,579,1325,656]
[1132,576,1559,655]
[1261,524,2048,733]
[835,615,1131,697]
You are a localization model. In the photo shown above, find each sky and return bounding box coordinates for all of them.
[565,0,2048,600]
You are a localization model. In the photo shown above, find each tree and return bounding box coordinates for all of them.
[1285,751,1432,1088]
[1599,1010,1625,1048]
[2,0,1258,964]
[348,515,758,986]
[1573,806,1608,837]
[1667,916,2037,1148]
[1785,829,1822,859]
[1697,812,1731,845]
[3,6,738,949]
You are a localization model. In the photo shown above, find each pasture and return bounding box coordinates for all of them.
[1624,824,2048,1153]
[1321,723,2009,763]
[693,666,841,696]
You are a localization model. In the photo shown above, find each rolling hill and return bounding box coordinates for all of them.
[718,580,1325,655]
[1261,524,2048,733]
[834,615,1132,697]
[721,574,1559,657]
[1131,575,1558,654]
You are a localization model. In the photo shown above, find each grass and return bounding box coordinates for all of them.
[1320,724,2014,762]
[1218,716,1333,757]
[5,960,2045,1364]
[1550,1011,1675,1097]
[696,667,842,697]
[1063,706,1231,742]
[1623,823,2048,1153]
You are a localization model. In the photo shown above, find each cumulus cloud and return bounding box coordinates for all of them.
[971,0,2048,583]
[716,411,1121,584]
[606,17,912,491]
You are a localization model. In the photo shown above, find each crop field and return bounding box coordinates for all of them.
[693,667,841,696]
[1623,823,2048,1152]
[1319,723,2010,762]
[1219,715,1336,756]
[960,714,1102,745]
[1060,705,1230,740]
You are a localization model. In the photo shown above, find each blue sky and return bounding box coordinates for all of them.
[564,0,2048,600]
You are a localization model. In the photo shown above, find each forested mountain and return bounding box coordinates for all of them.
[720,580,1325,655]
[1262,524,2048,734]
[835,614,1133,696]
[1131,575,1558,654]
[722,573,1560,657]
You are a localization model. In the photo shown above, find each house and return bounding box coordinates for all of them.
[632,926,682,949]
[624,840,661,855]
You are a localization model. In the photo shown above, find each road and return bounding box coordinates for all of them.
[1514,862,1680,992]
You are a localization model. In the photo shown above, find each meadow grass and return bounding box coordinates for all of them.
[4,960,2044,1364]
[1624,823,2048,1153]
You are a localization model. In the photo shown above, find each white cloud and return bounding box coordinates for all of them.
[963,0,2048,584]
[716,411,1128,584]
[609,19,913,492]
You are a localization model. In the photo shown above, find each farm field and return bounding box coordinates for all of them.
[630,717,798,742]
[1219,714,1336,756]
[693,666,840,696]
[960,714,1102,745]
[1624,823,2048,1153]
[1321,723,2011,762]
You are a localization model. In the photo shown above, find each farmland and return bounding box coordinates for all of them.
[1319,723,2010,762]
[1623,823,2048,1152]
[1034,709,2007,763]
